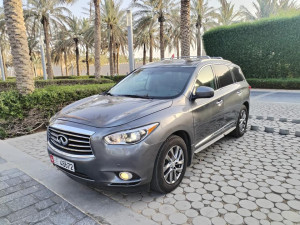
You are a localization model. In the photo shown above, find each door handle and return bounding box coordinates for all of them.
[237,90,242,95]
[216,99,223,106]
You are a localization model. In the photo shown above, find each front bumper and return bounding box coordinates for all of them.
[47,121,163,188]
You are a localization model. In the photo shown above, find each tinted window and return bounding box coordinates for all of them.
[213,65,234,88]
[194,66,216,93]
[109,67,195,99]
[231,67,245,82]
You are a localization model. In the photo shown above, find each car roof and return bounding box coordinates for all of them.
[141,57,233,69]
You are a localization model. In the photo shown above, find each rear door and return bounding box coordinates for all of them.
[191,65,225,145]
[213,64,239,129]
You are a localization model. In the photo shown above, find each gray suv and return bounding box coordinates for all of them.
[47,57,250,193]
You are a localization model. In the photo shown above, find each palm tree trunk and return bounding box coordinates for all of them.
[2,51,7,78]
[64,50,68,76]
[60,58,64,76]
[3,0,34,94]
[180,0,191,57]
[93,0,101,79]
[143,43,146,65]
[159,13,165,59]
[116,47,119,75]
[149,33,153,62]
[75,39,80,76]
[113,44,116,75]
[42,16,54,79]
[109,31,113,76]
[86,44,89,75]
[196,24,201,56]
[176,39,180,59]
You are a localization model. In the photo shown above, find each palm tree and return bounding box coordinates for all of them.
[3,0,34,94]
[133,10,158,62]
[215,0,241,25]
[241,0,299,20]
[52,30,70,76]
[102,0,126,75]
[134,0,175,60]
[66,17,85,76]
[93,0,101,79]
[26,0,71,79]
[134,26,150,64]
[181,0,191,57]
[0,7,8,80]
[191,0,216,56]
[82,18,94,76]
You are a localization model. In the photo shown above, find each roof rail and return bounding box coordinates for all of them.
[161,56,223,60]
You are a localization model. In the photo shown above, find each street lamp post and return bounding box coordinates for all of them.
[0,47,5,81]
[127,10,135,72]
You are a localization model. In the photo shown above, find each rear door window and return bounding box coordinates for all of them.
[231,67,245,82]
[213,65,234,89]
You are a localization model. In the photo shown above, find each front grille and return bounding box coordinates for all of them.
[48,127,93,156]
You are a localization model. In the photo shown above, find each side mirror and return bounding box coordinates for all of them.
[192,86,214,100]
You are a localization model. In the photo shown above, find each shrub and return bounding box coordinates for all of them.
[203,14,300,79]
[0,78,113,91]
[110,75,127,82]
[248,78,300,89]
[0,83,115,122]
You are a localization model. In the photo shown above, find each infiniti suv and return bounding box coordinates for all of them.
[47,57,250,193]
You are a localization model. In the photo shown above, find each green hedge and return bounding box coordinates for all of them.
[248,78,300,89]
[0,78,113,91]
[203,15,300,79]
[0,83,115,122]
[110,75,127,82]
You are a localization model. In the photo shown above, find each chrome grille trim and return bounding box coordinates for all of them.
[48,126,95,156]
[48,141,95,159]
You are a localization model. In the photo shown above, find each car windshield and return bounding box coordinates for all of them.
[108,67,196,99]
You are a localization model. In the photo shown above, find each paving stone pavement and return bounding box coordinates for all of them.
[3,91,300,225]
[0,159,100,225]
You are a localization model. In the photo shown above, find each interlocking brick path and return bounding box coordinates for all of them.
[3,90,300,225]
[0,160,100,225]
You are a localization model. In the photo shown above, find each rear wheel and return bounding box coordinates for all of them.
[151,135,187,193]
[231,105,248,137]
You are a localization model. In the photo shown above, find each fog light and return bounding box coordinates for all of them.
[119,172,133,181]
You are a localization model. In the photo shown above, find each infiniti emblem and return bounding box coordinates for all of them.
[57,135,69,146]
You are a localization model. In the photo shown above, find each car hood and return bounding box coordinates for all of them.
[55,95,172,128]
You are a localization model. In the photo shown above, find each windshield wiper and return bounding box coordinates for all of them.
[120,94,152,99]
[101,91,114,96]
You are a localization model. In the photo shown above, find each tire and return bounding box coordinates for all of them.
[151,135,188,193]
[231,105,248,138]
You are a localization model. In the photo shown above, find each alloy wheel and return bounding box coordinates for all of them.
[239,110,247,132]
[163,145,184,184]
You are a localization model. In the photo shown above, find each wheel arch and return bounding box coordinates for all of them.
[172,130,193,166]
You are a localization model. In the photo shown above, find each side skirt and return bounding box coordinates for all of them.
[194,127,236,154]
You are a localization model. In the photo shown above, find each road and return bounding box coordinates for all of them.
[251,89,300,104]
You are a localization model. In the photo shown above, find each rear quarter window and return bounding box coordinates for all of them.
[213,65,234,89]
[231,67,245,82]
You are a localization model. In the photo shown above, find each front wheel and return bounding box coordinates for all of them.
[231,105,248,138]
[151,135,188,193]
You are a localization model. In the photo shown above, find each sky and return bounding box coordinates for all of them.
[67,0,255,18]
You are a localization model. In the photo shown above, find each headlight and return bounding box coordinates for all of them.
[104,123,159,145]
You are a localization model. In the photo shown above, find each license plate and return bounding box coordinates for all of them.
[51,155,75,172]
